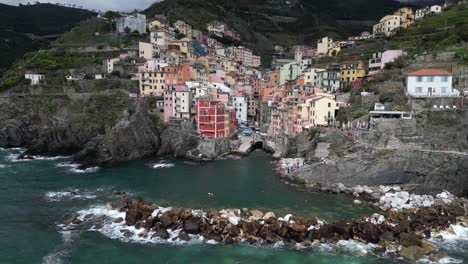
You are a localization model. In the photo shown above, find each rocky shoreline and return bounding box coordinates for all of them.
[61,193,467,262]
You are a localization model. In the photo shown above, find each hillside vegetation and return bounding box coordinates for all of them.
[0,3,95,77]
[143,0,404,53]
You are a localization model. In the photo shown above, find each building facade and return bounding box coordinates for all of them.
[405,69,458,97]
[116,13,146,34]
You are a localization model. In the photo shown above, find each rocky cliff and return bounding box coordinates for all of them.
[280,111,468,197]
[0,93,201,167]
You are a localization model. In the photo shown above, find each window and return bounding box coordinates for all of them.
[442,87,447,93]
[416,87,422,93]
[328,102,331,107]
[416,76,423,82]
[441,76,448,82]
[427,76,434,82]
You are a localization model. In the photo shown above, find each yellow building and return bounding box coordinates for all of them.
[340,61,367,89]
[174,20,193,38]
[197,57,210,72]
[394,7,415,28]
[221,60,238,73]
[139,71,165,96]
[307,95,338,126]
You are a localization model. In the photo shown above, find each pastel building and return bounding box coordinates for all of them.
[340,61,367,88]
[230,96,248,124]
[307,95,338,126]
[163,85,192,122]
[373,15,401,37]
[368,50,406,75]
[139,42,159,60]
[394,7,415,28]
[405,69,458,97]
[150,30,175,49]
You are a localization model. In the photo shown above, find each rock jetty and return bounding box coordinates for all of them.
[63,195,467,262]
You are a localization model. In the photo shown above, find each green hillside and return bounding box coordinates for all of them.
[388,3,468,59]
[0,3,95,77]
[143,0,404,53]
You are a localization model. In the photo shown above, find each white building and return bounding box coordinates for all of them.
[172,90,192,119]
[317,37,334,55]
[139,42,159,60]
[150,30,175,49]
[104,58,120,74]
[230,96,248,124]
[304,68,326,86]
[405,69,458,97]
[115,13,146,34]
[24,74,45,85]
[373,15,401,37]
[416,5,442,20]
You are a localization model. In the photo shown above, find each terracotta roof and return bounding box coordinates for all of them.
[407,69,452,76]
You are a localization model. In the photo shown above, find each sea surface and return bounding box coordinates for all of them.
[0,148,466,264]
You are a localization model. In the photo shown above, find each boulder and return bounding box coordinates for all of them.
[152,229,169,239]
[123,231,134,238]
[353,200,362,205]
[334,221,352,240]
[399,232,422,247]
[138,229,149,238]
[228,216,240,226]
[125,209,142,226]
[62,214,77,225]
[179,209,192,220]
[178,231,190,241]
[287,222,307,233]
[263,212,276,220]
[114,217,124,223]
[352,185,364,194]
[246,235,260,244]
[399,246,425,261]
[381,231,395,241]
[265,232,281,244]
[159,213,173,228]
[183,219,200,234]
[429,251,448,262]
[290,216,317,226]
[421,239,436,255]
[207,232,223,242]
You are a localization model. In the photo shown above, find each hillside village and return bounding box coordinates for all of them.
[1,1,467,155]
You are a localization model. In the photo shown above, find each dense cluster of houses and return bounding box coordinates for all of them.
[23,5,462,141]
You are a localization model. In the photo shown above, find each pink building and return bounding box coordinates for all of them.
[138,59,168,73]
[209,87,230,105]
[209,70,226,85]
[369,50,406,75]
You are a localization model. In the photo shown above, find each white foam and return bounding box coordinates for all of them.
[430,224,468,255]
[152,163,175,169]
[0,164,6,168]
[42,230,79,264]
[7,153,69,162]
[336,240,379,255]
[56,162,99,173]
[45,191,97,202]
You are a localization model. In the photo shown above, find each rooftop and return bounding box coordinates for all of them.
[407,69,452,76]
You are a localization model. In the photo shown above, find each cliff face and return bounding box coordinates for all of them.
[0,93,207,167]
[281,112,468,197]
[73,101,163,167]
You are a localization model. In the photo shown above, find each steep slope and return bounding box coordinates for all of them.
[144,0,403,52]
[0,3,95,76]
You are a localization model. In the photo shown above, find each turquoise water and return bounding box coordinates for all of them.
[0,148,465,263]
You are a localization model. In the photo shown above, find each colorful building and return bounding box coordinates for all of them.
[197,100,226,138]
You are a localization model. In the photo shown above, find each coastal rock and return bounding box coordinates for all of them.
[429,251,448,262]
[178,231,190,241]
[263,212,276,220]
[114,217,124,223]
[399,232,421,247]
[183,219,200,234]
[399,246,425,261]
[152,229,169,239]
[353,200,362,205]
[62,214,77,225]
